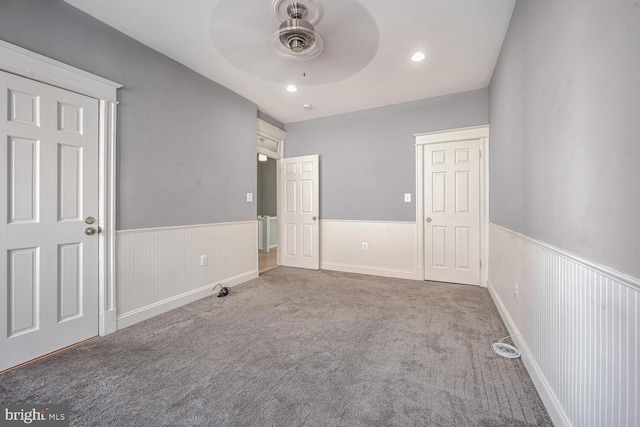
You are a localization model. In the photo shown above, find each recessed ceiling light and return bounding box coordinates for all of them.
[411,51,426,62]
[286,84,298,92]
[302,104,312,110]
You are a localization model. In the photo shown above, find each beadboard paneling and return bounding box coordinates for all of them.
[116,221,258,328]
[269,216,277,248]
[488,223,639,427]
[320,220,417,279]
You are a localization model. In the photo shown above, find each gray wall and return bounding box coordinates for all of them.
[285,89,489,221]
[0,0,257,230]
[257,157,277,217]
[257,111,285,131]
[489,0,640,278]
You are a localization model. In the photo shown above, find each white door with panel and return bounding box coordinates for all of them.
[0,71,99,371]
[424,140,480,286]
[279,155,319,270]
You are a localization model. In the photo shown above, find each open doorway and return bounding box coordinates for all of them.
[257,154,278,273]
[256,118,285,274]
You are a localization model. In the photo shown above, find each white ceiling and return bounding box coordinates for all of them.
[63,0,516,124]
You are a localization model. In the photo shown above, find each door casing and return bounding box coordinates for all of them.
[256,118,284,268]
[415,126,489,286]
[0,40,122,335]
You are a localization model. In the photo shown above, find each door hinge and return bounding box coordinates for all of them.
[480,260,482,269]
[479,150,482,159]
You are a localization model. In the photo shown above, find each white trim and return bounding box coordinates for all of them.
[415,143,425,281]
[415,126,489,285]
[480,136,489,286]
[276,157,282,266]
[0,39,121,102]
[257,146,281,160]
[117,220,257,235]
[257,119,286,267]
[257,118,286,144]
[116,270,259,330]
[98,100,119,335]
[0,40,121,336]
[321,263,417,281]
[257,118,285,159]
[414,125,489,144]
[491,222,640,291]
[487,282,571,427]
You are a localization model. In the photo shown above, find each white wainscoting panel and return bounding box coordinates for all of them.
[269,216,278,248]
[258,216,267,252]
[116,221,258,329]
[488,223,639,427]
[320,220,417,280]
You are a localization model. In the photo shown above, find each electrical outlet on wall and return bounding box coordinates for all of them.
[514,281,518,299]
[200,254,208,267]
[362,242,368,251]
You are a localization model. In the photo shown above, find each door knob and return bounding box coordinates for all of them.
[426,217,432,222]
[312,216,317,221]
[85,216,96,224]
[85,227,101,235]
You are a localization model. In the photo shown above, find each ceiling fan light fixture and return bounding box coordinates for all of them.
[286,84,298,92]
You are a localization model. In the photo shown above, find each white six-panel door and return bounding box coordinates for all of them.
[279,155,319,270]
[424,139,480,285]
[0,71,99,371]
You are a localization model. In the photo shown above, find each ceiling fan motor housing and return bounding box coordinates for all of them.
[279,2,316,53]
[279,19,315,52]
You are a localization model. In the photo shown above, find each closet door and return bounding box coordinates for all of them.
[424,139,480,286]
[0,70,100,371]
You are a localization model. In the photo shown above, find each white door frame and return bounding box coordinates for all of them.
[256,119,285,266]
[0,40,122,335]
[415,126,489,287]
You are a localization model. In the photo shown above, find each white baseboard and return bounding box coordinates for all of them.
[116,270,258,330]
[321,262,417,280]
[487,282,570,427]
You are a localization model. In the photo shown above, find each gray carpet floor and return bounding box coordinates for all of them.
[0,268,552,426]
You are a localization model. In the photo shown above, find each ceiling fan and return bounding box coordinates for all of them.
[209,0,378,84]
[278,2,316,54]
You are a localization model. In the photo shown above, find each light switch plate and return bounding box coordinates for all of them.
[246,192,253,202]
[404,193,411,203]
